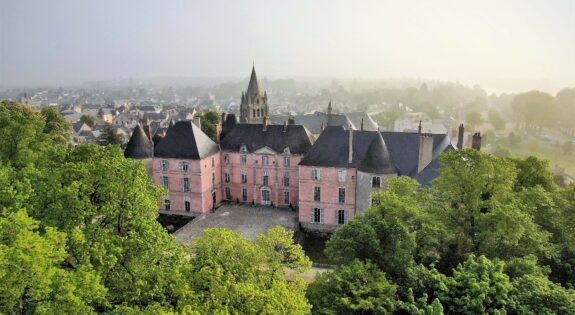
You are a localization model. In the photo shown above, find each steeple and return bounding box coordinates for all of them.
[246,64,261,98]
[327,100,333,116]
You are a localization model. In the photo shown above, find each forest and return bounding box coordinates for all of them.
[0,100,574,314]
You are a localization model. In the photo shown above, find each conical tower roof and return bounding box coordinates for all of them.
[246,65,261,98]
[124,124,154,159]
[358,132,397,174]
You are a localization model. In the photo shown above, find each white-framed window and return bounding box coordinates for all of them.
[372,176,381,188]
[241,170,247,184]
[242,188,248,201]
[337,210,347,225]
[240,145,247,153]
[284,155,290,167]
[225,187,231,200]
[314,186,321,202]
[312,168,321,180]
[283,172,290,187]
[181,178,190,192]
[263,171,269,186]
[240,154,247,165]
[184,197,191,212]
[312,208,324,223]
[160,159,169,171]
[224,171,230,183]
[262,155,269,166]
[162,176,169,189]
[180,161,190,172]
[164,198,171,210]
[338,168,346,182]
[338,188,345,204]
[224,153,230,164]
[284,191,290,204]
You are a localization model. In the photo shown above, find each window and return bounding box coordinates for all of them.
[225,187,231,200]
[312,168,321,180]
[224,154,230,164]
[180,161,189,172]
[338,188,345,204]
[372,176,381,188]
[211,157,215,167]
[262,155,269,165]
[182,178,190,192]
[314,186,321,202]
[242,188,248,201]
[164,198,171,210]
[337,210,347,225]
[184,197,191,212]
[284,191,290,204]
[160,159,169,171]
[240,154,247,165]
[263,171,269,186]
[240,145,247,153]
[253,109,256,117]
[162,176,169,189]
[224,171,230,183]
[241,171,247,184]
[338,169,346,182]
[262,190,270,203]
[312,208,323,223]
[212,173,215,186]
[283,173,290,187]
[284,155,290,166]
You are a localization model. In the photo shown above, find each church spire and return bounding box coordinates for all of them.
[328,100,333,115]
[246,64,261,98]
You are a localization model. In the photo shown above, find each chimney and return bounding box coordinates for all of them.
[418,120,422,133]
[472,132,482,151]
[348,128,353,164]
[320,122,325,132]
[361,118,364,131]
[262,116,269,131]
[221,112,227,124]
[215,122,222,143]
[288,115,295,125]
[193,116,201,129]
[283,120,288,132]
[457,124,464,149]
[418,133,434,173]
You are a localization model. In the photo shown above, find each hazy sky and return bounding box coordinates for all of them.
[1,0,574,92]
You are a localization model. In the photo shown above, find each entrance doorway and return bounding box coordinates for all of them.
[261,189,271,206]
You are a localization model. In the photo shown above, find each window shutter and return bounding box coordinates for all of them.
[320,209,324,224]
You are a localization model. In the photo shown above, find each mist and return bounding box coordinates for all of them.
[1,0,574,93]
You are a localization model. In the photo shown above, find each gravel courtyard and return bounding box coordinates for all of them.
[174,204,299,244]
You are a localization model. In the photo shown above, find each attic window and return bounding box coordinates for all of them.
[240,145,247,153]
[372,176,381,188]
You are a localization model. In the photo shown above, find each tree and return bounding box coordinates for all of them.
[563,141,574,155]
[179,228,311,314]
[488,108,506,130]
[556,88,575,128]
[196,109,220,141]
[307,260,397,315]
[80,114,95,127]
[512,90,558,129]
[41,106,72,145]
[509,156,556,192]
[439,255,511,315]
[465,110,483,128]
[97,123,124,146]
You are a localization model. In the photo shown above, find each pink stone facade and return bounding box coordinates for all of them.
[298,166,357,232]
[220,150,301,207]
[151,153,221,215]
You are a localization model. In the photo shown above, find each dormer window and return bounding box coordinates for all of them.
[372,176,381,188]
[160,160,169,171]
[240,145,247,153]
[262,155,269,166]
[179,161,190,172]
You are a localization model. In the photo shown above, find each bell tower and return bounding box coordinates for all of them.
[240,64,269,123]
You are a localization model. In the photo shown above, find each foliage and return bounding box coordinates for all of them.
[40,106,72,145]
[307,260,397,315]
[487,108,506,130]
[80,114,95,127]
[512,90,558,128]
[97,123,124,146]
[179,227,311,314]
[196,109,220,142]
[465,110,483,128]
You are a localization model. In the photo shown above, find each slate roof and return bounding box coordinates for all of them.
[246,65,262,98]
[124,125,154,159]
[219,124,315,154]
[300,126,456,184]
[154,121,219,159]
[345,112,379,131]
[270,112,355,134]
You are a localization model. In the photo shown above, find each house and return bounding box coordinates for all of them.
[218,116,315,208]
[151,121,221,214]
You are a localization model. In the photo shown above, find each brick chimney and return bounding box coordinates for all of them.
[457,124,464,149]
[288,115,295,125]
[215,122,222,143]
[320,122,325,132]
[361,118,364,131]
[418,133,434,172]
[262,116,269,131]
[472,132,482,151]
[283,120,288,132]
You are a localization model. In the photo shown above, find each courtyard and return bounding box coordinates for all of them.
[174,204,299,244]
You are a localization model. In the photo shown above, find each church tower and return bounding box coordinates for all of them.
[240,64,269,123]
